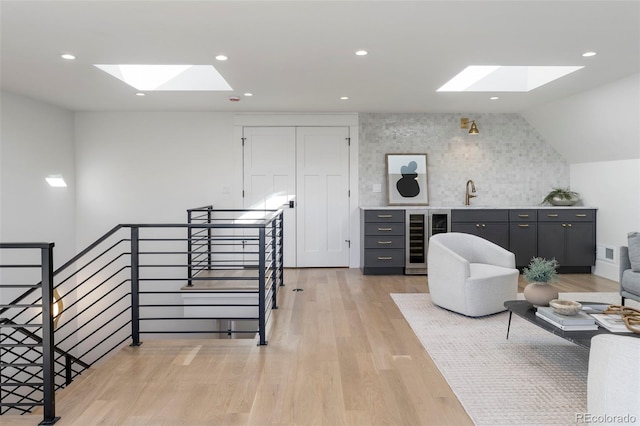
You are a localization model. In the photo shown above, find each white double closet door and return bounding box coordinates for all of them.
[243,126,350,267]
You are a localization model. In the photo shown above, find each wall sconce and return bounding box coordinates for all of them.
[461,118,479,135]
[52,288,63,329]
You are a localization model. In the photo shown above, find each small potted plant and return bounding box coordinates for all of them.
[542,188,580,206]
[522,257,560,306]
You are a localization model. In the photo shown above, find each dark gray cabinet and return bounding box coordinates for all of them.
[360,207,596,275]
[451,208,596,272]
[537,209,595,272]
[451,209,509,249]
[509,209,537,267]
[361,210,405,275]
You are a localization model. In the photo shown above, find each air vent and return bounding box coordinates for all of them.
[596,244,616,263]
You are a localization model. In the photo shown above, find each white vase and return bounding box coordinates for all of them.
[523,282,559,306]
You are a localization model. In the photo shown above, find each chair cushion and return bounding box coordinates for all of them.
[621,269,640,297]
[628,232,640,272]
[469,263,519,279]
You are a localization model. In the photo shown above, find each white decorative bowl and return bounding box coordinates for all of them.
[549,299,582,316]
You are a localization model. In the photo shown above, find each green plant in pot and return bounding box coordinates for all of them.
[542,188,580,206]
[522,257,560,306]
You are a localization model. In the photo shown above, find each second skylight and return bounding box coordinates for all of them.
[437,65,584,92]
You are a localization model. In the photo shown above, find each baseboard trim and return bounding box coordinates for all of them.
[592,260,619,282]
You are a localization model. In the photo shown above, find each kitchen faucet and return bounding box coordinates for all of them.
[465,180,476,206]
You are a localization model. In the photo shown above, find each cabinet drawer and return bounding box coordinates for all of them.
[364,210,405,223]
[538,209,594,222]
[365,223,405,236]
[451,209,508,222]
[365,236,405,249]
[364,249,405,267]
[509,209,537,222]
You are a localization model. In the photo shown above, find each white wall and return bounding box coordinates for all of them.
[523,74,640,282]
[0,91,76,267]
[74,112,238,247]
[522,73,640,164]
[571,159,640,280]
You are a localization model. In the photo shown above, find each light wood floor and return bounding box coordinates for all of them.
[5,269,618,426]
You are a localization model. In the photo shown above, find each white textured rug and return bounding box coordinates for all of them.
[391,292,632,426]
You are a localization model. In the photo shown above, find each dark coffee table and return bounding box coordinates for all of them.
[504,300,640,349]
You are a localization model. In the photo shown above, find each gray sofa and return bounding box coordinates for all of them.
[620,245,640,305]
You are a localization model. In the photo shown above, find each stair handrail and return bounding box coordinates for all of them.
[0,225,124,318]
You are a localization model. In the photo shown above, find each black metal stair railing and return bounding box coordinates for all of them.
[0,243,59,424]
[0,208,284,425]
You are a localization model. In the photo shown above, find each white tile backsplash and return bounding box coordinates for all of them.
[359,113,569,207]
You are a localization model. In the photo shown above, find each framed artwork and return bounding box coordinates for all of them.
[386,153,429,205]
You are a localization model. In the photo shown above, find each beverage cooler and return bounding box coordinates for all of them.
[405,209,451,275]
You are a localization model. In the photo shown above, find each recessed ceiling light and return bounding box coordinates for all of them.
[94,64,233,91]
[244,93,253,97]
[490,96,499,100]
[340,96,349,100]
[136,92,146,96]
[355,50,368,56]
[215,55,228,61]
[582,51,597,57]
[437,65,584,92]
[60,53,76,60]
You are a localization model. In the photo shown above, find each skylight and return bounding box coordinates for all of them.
[93,64,233,91]
[437,65,584,92]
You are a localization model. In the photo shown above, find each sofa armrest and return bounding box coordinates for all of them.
[620,246,631,284]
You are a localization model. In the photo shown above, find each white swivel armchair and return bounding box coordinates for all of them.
[588,334,640,424]
[427,232,519,317]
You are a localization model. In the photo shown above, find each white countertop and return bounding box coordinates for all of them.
[360,205,597,210]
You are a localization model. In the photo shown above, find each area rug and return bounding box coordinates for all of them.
[391,292,636,426]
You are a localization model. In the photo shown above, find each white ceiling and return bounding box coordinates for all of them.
[1,0,638,113]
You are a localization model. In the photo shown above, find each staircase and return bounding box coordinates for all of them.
[0,207,283,425]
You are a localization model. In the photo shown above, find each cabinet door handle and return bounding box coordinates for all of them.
[567,223,572,228]
[518,214,529,218]
[476,224,480,228]
[547,214,559,217]
[378,241,392,244]
[518,224,529,228]
[377,227,392,231]
[575,214,587,217]
[562,223,566,227]
[482,224,486,228]
[377,214,393,218]
[377,256,393,260]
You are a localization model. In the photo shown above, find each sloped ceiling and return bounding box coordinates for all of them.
[522,73,640,164]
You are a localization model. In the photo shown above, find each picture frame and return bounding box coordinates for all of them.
[385,153,429,205]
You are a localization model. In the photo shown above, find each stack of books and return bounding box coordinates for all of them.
[535,306,598,331]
